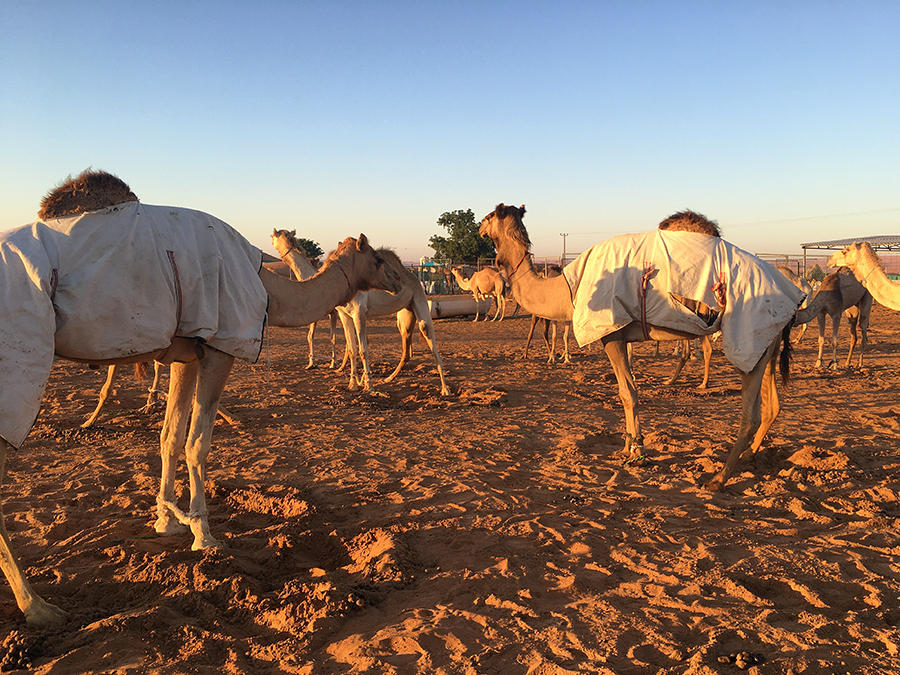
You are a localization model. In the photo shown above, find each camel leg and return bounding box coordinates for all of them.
[856,296,872,368]
[814,313,827,368]
[547,321,557,364]
[844,310,858,369]
[82,364,118,428]
[155,359,197,538]
[329,310,339,369]
[305,322,316,369]
[523,314,540,358]
[337,312,361,390]
[403,305,451,395]
[0,437,68,626]
[542,319,554,363]
[155,349,233,549]
[705,336,779,491]
[354,312,373,391]
[698,335,712,389]
[416,315,451,395]
[181,348,233,549]
[664,340,691,386]
[602,337,643,461]
[750,350,780,454]
[386,308,415,384]
[829,312,841,370]
[561,323,571,364]
[144,361,164,412]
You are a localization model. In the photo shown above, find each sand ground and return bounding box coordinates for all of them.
[1,302,899,674]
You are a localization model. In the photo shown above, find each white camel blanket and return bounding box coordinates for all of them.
[563,230,806,373]
[0,201,267,447]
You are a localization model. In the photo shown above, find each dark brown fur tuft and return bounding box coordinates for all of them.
[658,210,721,237]
[779,322,792,387]
[39,169,138,220]
[492,203,531,250]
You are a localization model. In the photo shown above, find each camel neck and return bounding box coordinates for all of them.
[497,244,574,322]
[857,252,900,311]
[260,263,352,327]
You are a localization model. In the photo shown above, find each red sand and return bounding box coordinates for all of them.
[2,302,899,674]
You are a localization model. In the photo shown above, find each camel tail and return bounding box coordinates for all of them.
[779,322,792,388]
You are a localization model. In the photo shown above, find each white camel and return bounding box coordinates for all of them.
[793,267,872,369]
[0,169,402,626]
[480,204,803,492]
[271,229,338,369]
[335,248,451,396]
[829,241,900,311]
[450,266,507,321]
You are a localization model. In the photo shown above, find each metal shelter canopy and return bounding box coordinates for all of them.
[800,235,900,252]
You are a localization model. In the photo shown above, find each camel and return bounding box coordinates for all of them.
[0,169,402,626]
[828,241,900,311]
[480,204,802,492]
[450,266,507,321]
[334,248,451,396]
[523,264,571,364]
[793,267,873,369]
[271,229,338,369]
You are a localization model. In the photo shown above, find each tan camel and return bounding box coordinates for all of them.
[450,266,507,321]
[271,229,338,369]
[335,248,451,395]
[829,241,900,311]
[793,267,872,369]
[523,264,571,364]
[82,362,242,428]
[0,170,402,626]
[480,204,798,492]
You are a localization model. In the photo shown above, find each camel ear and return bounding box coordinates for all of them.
[272,228,278,236]
[519,205,526,217]
[290,229,296,236]
[357,233,369,250]
[496,203,506,216]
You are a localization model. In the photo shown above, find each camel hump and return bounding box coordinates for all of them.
[658,210,721,237]
[39,169,138,220]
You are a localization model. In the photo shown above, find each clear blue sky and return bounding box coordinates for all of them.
[2,1,898,263]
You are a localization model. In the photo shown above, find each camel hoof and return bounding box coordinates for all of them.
[703,476,726,492]
[191,535,224,551]
[154,518,189,537]
[25,597,68,627]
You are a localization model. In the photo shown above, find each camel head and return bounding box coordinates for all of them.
[323,234,403,294]
[272,228,300,257]
[828,242,868,270]
[479,204,530,251]
[39,169,138,220]
[658,210,721,237]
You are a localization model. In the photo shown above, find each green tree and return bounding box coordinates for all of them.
[428,209,496,264]
[295,237,324,261]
